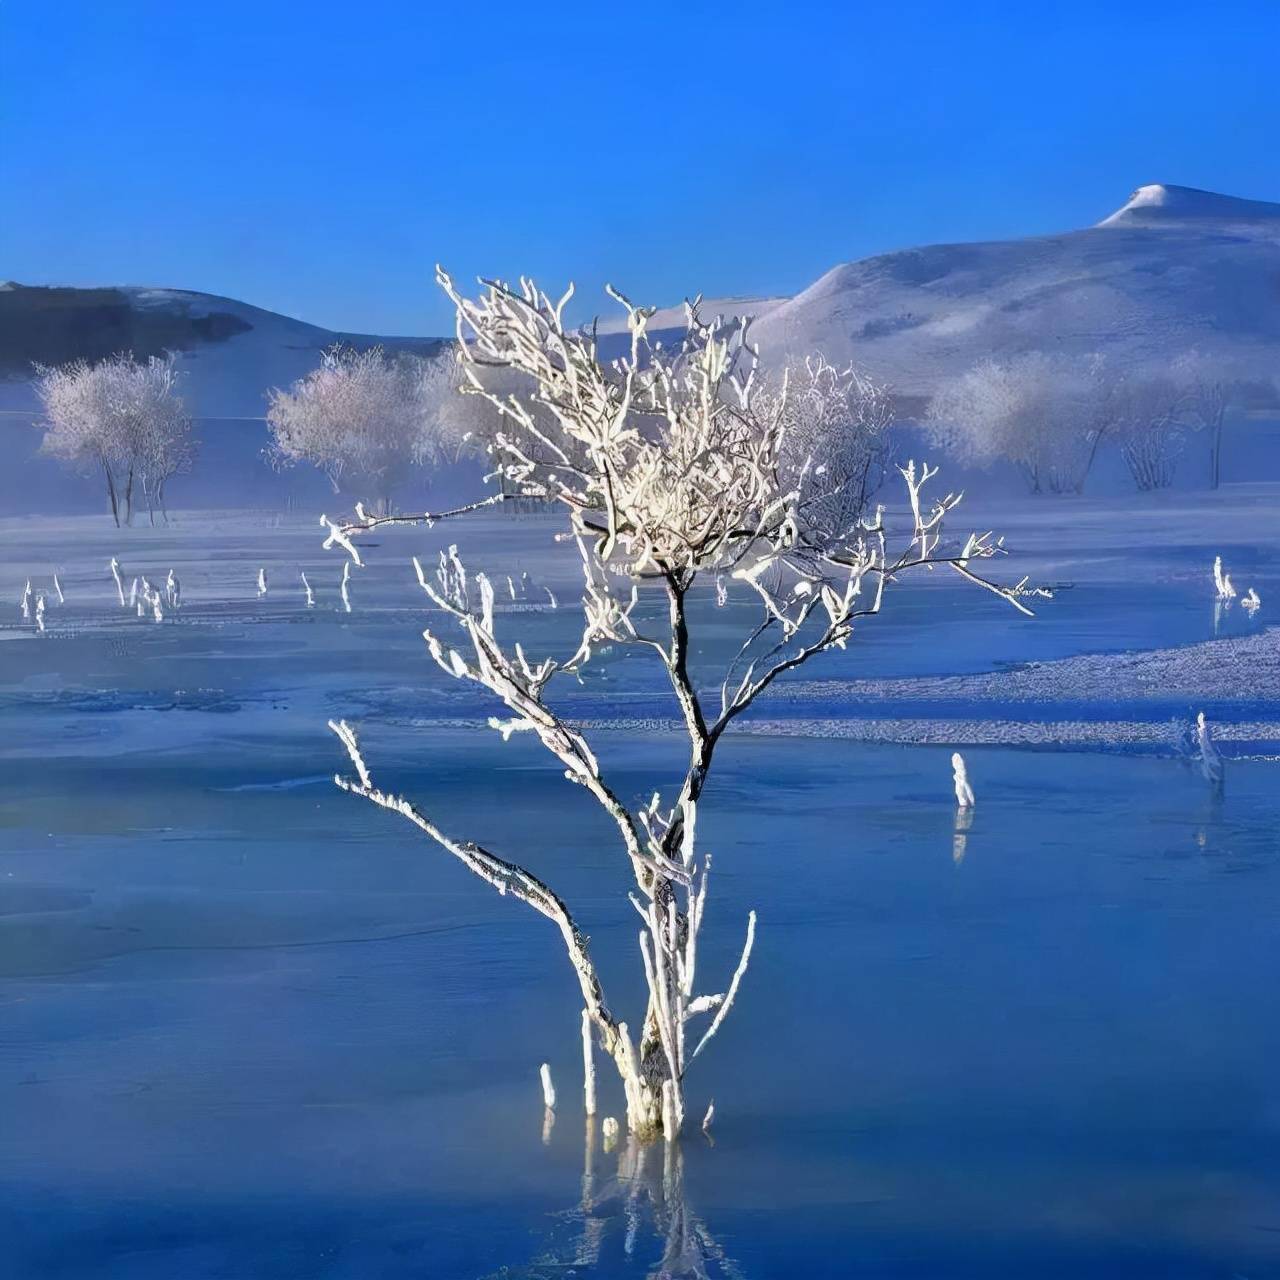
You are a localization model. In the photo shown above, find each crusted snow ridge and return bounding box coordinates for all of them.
[403,714,1280,754]
[777,628,1280,706]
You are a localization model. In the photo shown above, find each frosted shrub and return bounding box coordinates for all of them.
[927,353,1107,494]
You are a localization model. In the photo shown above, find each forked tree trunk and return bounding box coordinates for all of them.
[601,1027,668,1141]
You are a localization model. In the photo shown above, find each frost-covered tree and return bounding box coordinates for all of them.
[1106,370,1187,492]
[441,357,563,508]
[34,353,195,526]
[266,345,465,510]
[927,353,1108,494]
[1170,351,1240,491]
[320,272,1039,1141]
[754,354,894,548]
[130,353,195,522]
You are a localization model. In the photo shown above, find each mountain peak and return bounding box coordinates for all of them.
[1097,183,1280,227]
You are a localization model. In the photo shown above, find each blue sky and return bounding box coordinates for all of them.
[3,0,1277,334]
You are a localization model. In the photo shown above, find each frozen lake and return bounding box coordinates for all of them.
[3,488,1280,1278]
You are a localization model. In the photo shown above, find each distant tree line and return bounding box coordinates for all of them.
[29,331,1261,526]
[926,350,1245,495]
[30,343,483,525]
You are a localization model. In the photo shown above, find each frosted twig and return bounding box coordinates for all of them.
[1196,711,1224,794]
[689,911,756,1063]
[1213,555,1236,601]
[322,494,510,564]
[327,718,644,1117]
[320,515,364,566]
[952,752,975,808]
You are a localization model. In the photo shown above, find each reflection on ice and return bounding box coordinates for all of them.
[952,804,974,866]
[498,1123,745,1280]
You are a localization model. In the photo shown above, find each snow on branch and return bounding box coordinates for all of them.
[316,270,1041,1141]
[329,720,622,1032]
[689,910,756,1064]
[322,494,512,564]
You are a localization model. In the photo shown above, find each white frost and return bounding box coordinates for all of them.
[951,751,976,807]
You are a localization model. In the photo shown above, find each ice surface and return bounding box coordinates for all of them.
[4,488,1280,1276]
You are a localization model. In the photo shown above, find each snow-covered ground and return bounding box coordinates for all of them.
[3,484,1280,1277]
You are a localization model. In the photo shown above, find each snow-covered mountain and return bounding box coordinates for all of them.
[750,184,1280,408]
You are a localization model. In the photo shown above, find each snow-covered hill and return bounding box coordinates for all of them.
[591,294,787,335]
[0,282,443,418]
[4,184,1279,514]
[750,184,1280,408]
[0,284,447,513]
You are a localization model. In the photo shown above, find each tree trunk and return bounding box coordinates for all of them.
[1211,417,1223,490]
[595,1014,673,1141]
[102,461,121,528]
[628,1040,671,1141]
[1079,427,1106,493]
[637,1007,673,1134]
[123,466,135,526]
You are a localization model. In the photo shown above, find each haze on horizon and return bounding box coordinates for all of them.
[3,0,1278,335]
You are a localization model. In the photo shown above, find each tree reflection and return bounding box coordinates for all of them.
[952,805,974,866]
[491,1119,746,1279]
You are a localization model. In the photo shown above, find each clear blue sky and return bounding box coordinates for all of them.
[3,0,1277,335]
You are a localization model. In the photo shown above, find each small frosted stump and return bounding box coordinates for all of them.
[951,752,975,808]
